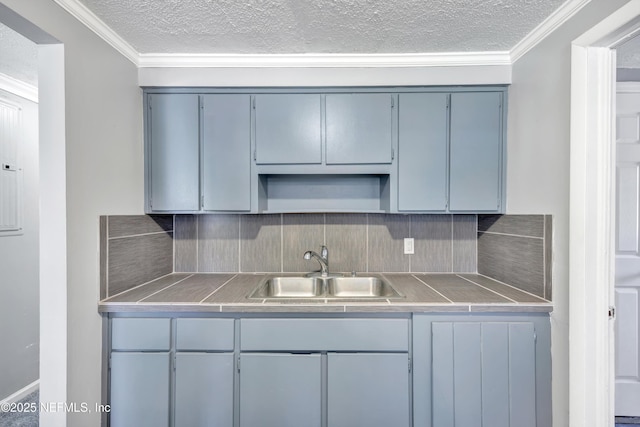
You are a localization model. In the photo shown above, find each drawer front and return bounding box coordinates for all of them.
[176,318,235,351]
[240,318,409,351]
[111,318,171,351]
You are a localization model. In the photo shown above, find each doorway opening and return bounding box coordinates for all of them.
[570,2,640,426]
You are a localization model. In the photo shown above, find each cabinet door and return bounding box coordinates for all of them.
[255,94,322,164]
[110,352,170,427]
[449,92,503,212]
[148,94,200,211]
[431,322,536,427]
[239,353,321,427]
[398,93,448,211]
[175,353,234,427]
[326,93,394,164]
[202,94,251,211]
[327,353,410,427]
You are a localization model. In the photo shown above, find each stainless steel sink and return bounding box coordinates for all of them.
[247,276,403,299]
[248,277,323,298]
[326,277,402,298]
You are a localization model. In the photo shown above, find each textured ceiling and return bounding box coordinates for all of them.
[0,23,38,87]
[76,0,568,54]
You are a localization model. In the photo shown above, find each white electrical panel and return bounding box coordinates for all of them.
[0,100,22,234]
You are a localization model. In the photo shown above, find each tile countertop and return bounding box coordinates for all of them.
[98,273,552,313]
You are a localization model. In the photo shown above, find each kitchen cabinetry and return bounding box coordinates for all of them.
[239,353,322,427]
[109,318,234,427]
[106,311,546,427]
[202,95,251,212]
[254,94,322,165]
[145,93,251,213]
[412,314,551,427]
[449,92,503,212]
[325,93,394,164]
[146,94,200,212]
[397,91,504,213]
[397,92,449,211]
[109,318,171,427]
[238,318,410,427]
[174,318,235,427]
[144,87,505,214]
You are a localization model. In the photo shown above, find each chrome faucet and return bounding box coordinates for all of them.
[303,245,329,277]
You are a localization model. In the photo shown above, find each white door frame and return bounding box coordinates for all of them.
[570,2,640,426]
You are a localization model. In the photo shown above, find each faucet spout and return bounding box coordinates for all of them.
[303,245,329,276]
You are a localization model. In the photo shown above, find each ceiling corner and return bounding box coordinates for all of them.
[510,0,592,63]
[52,0,140,66]
[0,72,38,103]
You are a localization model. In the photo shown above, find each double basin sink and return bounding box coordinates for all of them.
[248,275,404,300]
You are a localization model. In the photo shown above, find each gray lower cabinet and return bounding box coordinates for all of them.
[413,314,551,427]
[175,353,234,427]
[327,353,410,427]
[239,353,322,427]
[110,352,170,427]
[109,318,172,427]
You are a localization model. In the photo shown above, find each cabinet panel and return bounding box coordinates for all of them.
[398,93,448,211]
[202,94,251,211]
[176,318,235,351]
[430,320,537,427]
[326,94,394,164]
[240,318,409,351]
[111,318,170,351]
[175,353,234,427]
[239,353,321,427]
[327,353,410,427]
[255,94,322,164]
[449,92,503,211]
[110,352,170,427]
[148,94,200,211]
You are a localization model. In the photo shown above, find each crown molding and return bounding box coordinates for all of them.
[137,51,512,68]
[52,0,139,65]
[510,0,592,62]
[0,73,38,103]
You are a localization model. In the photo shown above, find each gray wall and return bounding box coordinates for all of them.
[507,1,632,425]
[0,89,39,400]
[0,1,143,425]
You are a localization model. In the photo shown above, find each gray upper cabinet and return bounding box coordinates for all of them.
[147,94,200,211]
[144,87,505,214]
[398,93,448,212]
[449,92,503,212]
[325,93,394,164]
[254,94,322,164]
[202,94,251,211]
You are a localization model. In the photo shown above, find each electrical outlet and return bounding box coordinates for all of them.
[404,238,414,255]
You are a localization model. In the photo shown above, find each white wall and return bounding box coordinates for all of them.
[508,1,632,426]
[0,89,39,401]
[0,1,143,425]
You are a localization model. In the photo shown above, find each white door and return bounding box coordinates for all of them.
[615,82,640,416]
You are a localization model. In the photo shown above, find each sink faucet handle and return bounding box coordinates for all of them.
[321,245,328,260]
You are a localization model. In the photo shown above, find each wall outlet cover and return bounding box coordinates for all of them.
[404,238,414,255]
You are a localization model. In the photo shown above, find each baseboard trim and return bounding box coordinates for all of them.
[0,380,39,404]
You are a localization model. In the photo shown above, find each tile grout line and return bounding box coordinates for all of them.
[108,230,172,240]
[238,215,242,273]
[479,230,544,240]
[106,273,193,301]
[411,274,454,304]
[196,215,200,273]
[475,273,549,301]
[172,214,176,273]
[137,274,195,303]
[199,274,239,303]
[456,274,518,303]
[280,214,284,273]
